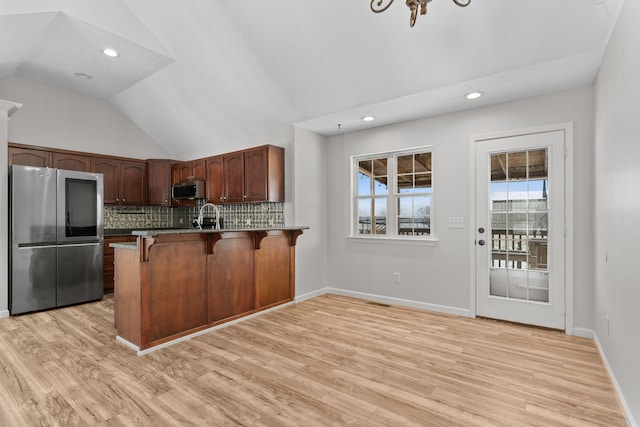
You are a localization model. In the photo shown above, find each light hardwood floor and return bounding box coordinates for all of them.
[0,294,627,426]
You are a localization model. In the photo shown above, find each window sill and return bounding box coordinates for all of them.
[347,235,439,246]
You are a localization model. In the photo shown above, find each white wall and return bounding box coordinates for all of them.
[0,76,170,159]
[292,127,328,298]
[594,0,640,422]
[326,87,595,328]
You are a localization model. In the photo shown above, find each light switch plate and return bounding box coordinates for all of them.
[448,217,465,229]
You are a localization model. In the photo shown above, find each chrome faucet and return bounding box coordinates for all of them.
[196,203,221,230]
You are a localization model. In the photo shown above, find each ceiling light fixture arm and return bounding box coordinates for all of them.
[371,0,471,28]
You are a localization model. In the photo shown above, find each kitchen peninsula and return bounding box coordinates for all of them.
[112,226,307,354]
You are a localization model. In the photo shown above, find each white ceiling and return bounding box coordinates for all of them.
[0,0,624,157]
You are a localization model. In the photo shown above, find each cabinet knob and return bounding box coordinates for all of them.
[243,195,247,200]
[122,199,126,202]
[116,198,119,202]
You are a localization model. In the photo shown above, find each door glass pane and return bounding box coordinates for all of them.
[489,148,549,303]
[491,153,507,181]
[507,151,527,180]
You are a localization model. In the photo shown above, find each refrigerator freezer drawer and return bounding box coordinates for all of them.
[10,245,57,314]
[57,243,104,307]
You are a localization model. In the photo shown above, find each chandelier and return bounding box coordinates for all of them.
[371,0,471,27]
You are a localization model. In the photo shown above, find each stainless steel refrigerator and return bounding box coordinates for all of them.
[9,165,104,315]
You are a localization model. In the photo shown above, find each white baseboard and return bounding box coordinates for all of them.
[0,310,9,319]
[296,287,470,318]
[294,287,329,304]
[593,332,637,427]
[571,327,594,339]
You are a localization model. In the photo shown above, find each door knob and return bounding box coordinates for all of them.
[478,239,486,246]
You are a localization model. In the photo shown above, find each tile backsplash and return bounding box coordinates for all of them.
[104,202,285,230]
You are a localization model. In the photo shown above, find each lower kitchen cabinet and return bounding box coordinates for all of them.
[255,231,293,309]
[149,235,208,342]
[112,228,305,351]
[208,232,256,323]
[104,236,136,293]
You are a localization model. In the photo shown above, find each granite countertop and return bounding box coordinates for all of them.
[104,227,192,237]
[131,226,309,237]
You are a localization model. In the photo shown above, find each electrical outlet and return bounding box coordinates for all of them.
[448,217,465,229]
[393,272,401,284]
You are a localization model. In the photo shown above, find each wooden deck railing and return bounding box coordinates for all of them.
[491,228,547,270]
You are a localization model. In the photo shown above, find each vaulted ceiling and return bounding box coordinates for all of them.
[0,0,623,157]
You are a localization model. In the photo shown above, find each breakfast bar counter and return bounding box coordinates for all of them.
[112,227,307,353]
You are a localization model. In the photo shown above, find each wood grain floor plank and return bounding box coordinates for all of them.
[0,293,628,426]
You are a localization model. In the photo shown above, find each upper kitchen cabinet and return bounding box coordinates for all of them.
[244,145,284,203]
[205,151,244,204]
[174,159,206,182]
[52,152,91,172]
[147,159,172,206]
[8,146,51,167]
[205,155,224,203]
[205,145,284,204]
[91,158,146,205]
[224,151,246,203]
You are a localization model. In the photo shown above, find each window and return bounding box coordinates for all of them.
[353,148,433,239]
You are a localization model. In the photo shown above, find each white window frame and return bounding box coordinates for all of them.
[350,146,437,245]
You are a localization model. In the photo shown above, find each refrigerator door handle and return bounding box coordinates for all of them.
[17,244,58,249]
[57,242,101,247]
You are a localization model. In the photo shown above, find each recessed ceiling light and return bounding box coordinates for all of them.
[465,91,483,100]
[102,48,119,58]
[362,115,375,122]
[74,72,93,80]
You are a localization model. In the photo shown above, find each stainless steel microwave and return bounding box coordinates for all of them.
[172,180,205,200]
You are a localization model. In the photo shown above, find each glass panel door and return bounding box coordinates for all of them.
[475,130,565,330]
[489,149,549,303]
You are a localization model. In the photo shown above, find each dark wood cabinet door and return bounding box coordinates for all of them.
[192,159,206,181]
[52,153,91,171]
[224,152,245,203]
[8,147,51,167]
[92,158,120,204]
[149,237,208,342]
[104,236,136,293]
[255,232,293,309]
[209,234,255,323]
[205,156,224,203]
[147,159,171,206]
[244,146,269,202]
[120,161,146,205]
[177,162,193,182]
